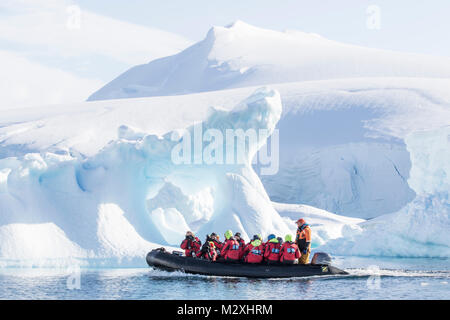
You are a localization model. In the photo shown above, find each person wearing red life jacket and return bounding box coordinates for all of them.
[242,235,265,264]
[234,232,246,248]
[220,230,241,262]
[180,231,201,257]
[242,233,259,257]
[196,241,218,261]
[234,232,246,259]
[277,236,283,246]
[280,234,301,264]
[264,234,281,264]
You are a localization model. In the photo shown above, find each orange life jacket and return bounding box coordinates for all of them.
[296,224,311,251]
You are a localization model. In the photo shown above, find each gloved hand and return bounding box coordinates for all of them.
[302,248,308,255]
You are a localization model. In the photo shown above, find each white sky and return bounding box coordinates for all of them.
[76,0,450,56]
[0,0,191,110]
[1,0,449,110]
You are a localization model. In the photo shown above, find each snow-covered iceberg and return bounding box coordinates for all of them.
[88,21,450,101]
[322,126,450,257]
[0,88,290,267]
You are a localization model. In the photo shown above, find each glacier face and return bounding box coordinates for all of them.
[256,78,450,219]
[0,88,292,267]
[322,126,450,257]
[262,142,415,219]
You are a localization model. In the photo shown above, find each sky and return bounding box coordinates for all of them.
[77,0,450,56]
[1,0,449,110]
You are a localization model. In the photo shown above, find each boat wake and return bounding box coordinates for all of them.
[345,267,450,278]
[147,266,450,282]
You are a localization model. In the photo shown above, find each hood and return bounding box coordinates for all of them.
[251,239,262,247]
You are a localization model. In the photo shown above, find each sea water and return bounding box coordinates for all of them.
[0,257,448,300]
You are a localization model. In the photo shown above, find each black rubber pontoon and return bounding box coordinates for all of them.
[146,249,348,278]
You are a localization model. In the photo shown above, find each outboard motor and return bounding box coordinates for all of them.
[311,252,332,265]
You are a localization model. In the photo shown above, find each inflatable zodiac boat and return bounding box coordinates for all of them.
[146,248,348,278]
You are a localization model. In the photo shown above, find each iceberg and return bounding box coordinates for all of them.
[0,88,290,267]
[322,126,450,257]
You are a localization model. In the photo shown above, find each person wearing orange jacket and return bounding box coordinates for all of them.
[242,235,265,264]
[280,234,301,264]
[264,234,281,264]
[295,219,312,264]
[220,230,241,262]
[180,231,201,257]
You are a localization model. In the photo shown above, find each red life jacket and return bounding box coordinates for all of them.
[212,239,223,256]
[210,250,218,261]
[180,237,201,257]
[280,242,300,262]
[264,240,281,262]
[211,239,223,251]
[243,242,265,264]
[236,238,246,259]
[220,238,241,260]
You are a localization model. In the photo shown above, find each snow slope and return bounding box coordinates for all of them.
[0,1,193,110]
[321,126,450,257]
[88,21,450,101]
[0,88,291,267]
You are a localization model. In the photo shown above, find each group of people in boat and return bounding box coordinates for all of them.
[180,218,312,265]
